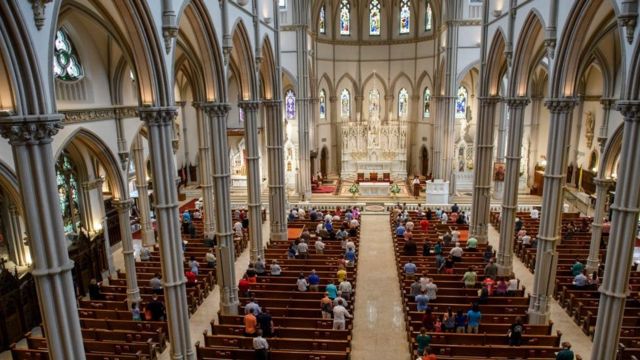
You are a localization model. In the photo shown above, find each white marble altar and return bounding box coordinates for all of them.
[359,182,390,196]
[426,180,450,204]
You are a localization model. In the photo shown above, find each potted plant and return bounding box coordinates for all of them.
[390,183,401,197]
[348,183,360,198]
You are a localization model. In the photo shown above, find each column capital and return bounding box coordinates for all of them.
[329,96,337,102]
[384,95,394,101]
[201,102,231,117]
[544,98,577,113]
[593,177,615,187]
[0,114,64,145]
[616,100,640,119]
[111,199,133,212]
[504,97,530,109]
[354,95,364,101]
[478,96,501,105]
[138,107,178,126]
[262,99,282,108]
[600,98,617,109]
[237,100,261,111]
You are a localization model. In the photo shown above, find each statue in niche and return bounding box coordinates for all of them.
[585,111,595,148]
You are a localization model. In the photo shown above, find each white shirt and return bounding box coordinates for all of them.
[413,178,420,185]
[324,214,333,222]
[450,246,463,257]
[297,278,308,291]
[234,221,243,233]
[522,235,531,245]
[316,223,324,233]
[339,281,352,294]
[297,242,309,253]
[441,213,449,222]
[346,241,356,252]
[270,263,281,275]
[205,252,216,263]
[425,283,438,300]
[350,219,359,228]
[451,230,460,241]
[332,305,351,321]
[315,240,325,251]
[333,215,341,222]
[530,209,539,219]
[406,221,415,231]
[298,209,306,218]
[253,336,269,350]
[508,279,518,291]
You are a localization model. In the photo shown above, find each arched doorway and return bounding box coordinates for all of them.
[320,147,328,178]
[420,146,429,177]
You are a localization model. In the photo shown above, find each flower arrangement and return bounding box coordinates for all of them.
[390,183,401,196]
[348,183,360,196]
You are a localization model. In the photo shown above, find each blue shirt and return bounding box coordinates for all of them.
[182,211,191,222]
[396,226,406,236]
[308,274,320,285]
[573,274,588,287]
[467,310,482,327]
[345,250,356,261]
[325,222,334,232]
[415,294,429,311]
[326,283,338,299]
[404,262,417,274]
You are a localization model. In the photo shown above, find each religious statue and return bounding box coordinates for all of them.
[585,111,595,148]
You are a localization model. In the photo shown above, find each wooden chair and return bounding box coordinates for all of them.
[370,172,378,182]
[383,172,390,182]
[356,173,364,183]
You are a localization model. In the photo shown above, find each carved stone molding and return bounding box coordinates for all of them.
[262,100,282,109]
[544,98,577,113]
[504,97,531,109]
[616,100,640,120]
[237,100,261,112]
[202,103,232,118]
[138,107,178,127]
[61,106,138,124]
[29,0,53,31]
[111,198,134,212]
[0,114,64,144]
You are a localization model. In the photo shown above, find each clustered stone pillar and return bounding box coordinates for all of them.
[470,96,500,245]
[496,97,530,276]
[132,133,156,247]
[202,102,239,315]
[138,107,194,359]
[493,101,508,199]
[0,197,27,266]
[238,100,264,262]
[528,98,576,324]
[194,102,216,240]
[111,198,141,307]
[431,96,443,178]
[264,100,288,241]
[0,114,86,359]
[591,101,640,360]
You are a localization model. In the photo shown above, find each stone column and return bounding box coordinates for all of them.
[0,114,85,359]
[432,96,443,178]
[527,97,542,187]
[178,101,190,184]
[585,178,613,273]
[591,101,640,360]
[194,103,216,240]
[111,198,141,306]
[138,107,194,360]
[493,101,508,199]
[238,100,264,262]
[1,200,27,266]
[528,98,576,324]
[470,96,500,244]
[496,97,530,276]
[264,100,288,241]
[202,103,239,315]
[115,109,129,171]
[132,134,155,247]
[79,181,96,234]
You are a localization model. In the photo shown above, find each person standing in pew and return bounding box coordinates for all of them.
[296,273,309,292]
[244,308,258,337]
[149,273,163,294]
[131,302,142,321]
[415,290,430,312]
[339,279,353,301]
[571,259,585,276]
[396,222,407,237]
[269,260,281,276]
[239,275,251,297]
[332,299,352,330]
[345,248,357,265]
[244,296,262,315]
[573,270,589,288]
[337,267,348,283]
[508,317,524,346]
[404,238,418,256]
[257,307,274,337]
[466,303,482,334]
[454,309,467,333]
[252,329,269,360]
[416,327,432,356]
[422,241,431,256]
[443,255,455,274]
[88,278,104,300]
[466,236,478,251]
[333,291,348,307]
[320,292,333,319]
[420,218,430,232]
[326,281,338,300]
[450,243,464,262]
[205,248,216,268]
[484,259,498,280]
[442,307,456,333]
[145,294,166,321]
[424,278,437,300]
[308,270,321,292]
[462,267,478,288]
[189,256,200,275]
[495,277,508,296]
[185,270,198,287]
[315,237,325,254]
[556,342,574,360]
[297,239,309,259]
[483,245,494,263]
[507,275,519,296]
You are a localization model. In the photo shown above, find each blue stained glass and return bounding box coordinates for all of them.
[340,0,350,35]
[400,0,411,33]
[286,90,296,119]
[370,0,381,35]
[456,86,468,119]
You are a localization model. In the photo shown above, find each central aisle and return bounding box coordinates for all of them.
[350,213,411,360]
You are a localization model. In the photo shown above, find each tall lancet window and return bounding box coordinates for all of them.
[456,86,468,119]
[319,89,326,119]
[425,1,433,31]
[423,87,431,118]
[319,5,326,34]
[56,152,80,234]
[369,0,381,35]
[340,0,351,35]
[53,29,84,81]
[368,89,380,118]
[285,90,296,119]
[340,89,351,118]
[400,0,411,34]
[398,88,409,118]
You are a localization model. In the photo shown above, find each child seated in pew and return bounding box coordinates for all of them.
[131,302,142,321]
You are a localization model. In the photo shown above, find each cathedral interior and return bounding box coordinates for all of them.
[0,0,639,359]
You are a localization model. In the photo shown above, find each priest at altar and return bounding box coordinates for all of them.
[412,176,421,199]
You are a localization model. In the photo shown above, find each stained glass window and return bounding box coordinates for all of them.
[369,0,381,35]
[340,0,351,35]
[425,1,433,31]
[286,90,296,119]
[398,88,409,118]
[456,86,468,119]
[368,89,380,117]
[340,89,350,118]
[423,87,431,118]
[53,29,84,81]
[56,152,80,234]
[319,5,326,34]
[319,89,326,119]
[239,107,245,125]
[400,0,411,34]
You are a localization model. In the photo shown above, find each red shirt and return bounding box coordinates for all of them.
[185,271,197,284]
[239,278,251,294]
[420,219,429,231]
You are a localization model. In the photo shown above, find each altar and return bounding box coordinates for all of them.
[359,182,390,196]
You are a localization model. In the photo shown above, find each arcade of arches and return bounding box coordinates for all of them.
[0,1,639,359]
